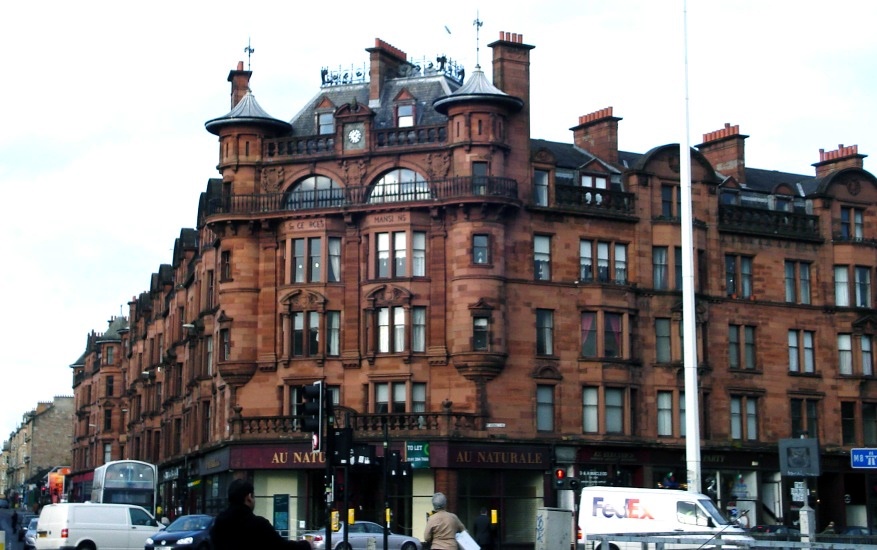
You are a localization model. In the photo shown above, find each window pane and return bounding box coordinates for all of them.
[583,387,598,433]
[581,312,597,357]
[309,237,322,282]
[537,310,554,355]
[412,307,426,352]
[604,313,622,358]
[393,307,406,352]
[579,240,593,282]
[534,236,551,280]
[656,319,671,363]
[394,232,407,277]
[657,391,672,436]
[839,334,853,375]
[377,233,390,278]
[836,266,850,306]
[412,231,426,276]
[653,247,668,289]
[327,311,340,356]
[328,237,342,282]
[605,389,624,433]
[536,385,554,431]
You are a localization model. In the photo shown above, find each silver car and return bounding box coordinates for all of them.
[24,517,39,550]
[302,521,422,550]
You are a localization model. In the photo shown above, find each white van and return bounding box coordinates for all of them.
[577,486,753,549]
[35,502,163,550]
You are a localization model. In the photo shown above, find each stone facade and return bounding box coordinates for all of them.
[65,31,877,537]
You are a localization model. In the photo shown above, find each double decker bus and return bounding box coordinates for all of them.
[91,460,158,515]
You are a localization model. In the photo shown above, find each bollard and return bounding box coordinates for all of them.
[367,536,376,550]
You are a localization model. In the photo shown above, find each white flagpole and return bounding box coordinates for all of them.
[680,0,702,494]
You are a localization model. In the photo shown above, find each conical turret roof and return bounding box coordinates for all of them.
[433,65,524,114]
[205,91,291,135]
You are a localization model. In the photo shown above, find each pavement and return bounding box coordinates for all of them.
[0,508,26,550]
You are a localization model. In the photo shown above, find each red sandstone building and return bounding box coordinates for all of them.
[69,31,877,541]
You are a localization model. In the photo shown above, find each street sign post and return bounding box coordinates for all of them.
[851,448,877,468]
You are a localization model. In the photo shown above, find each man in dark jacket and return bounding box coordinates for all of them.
[472,508,495,550]
[210,478,311,550]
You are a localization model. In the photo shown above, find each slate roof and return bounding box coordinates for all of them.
[95,316,129,344]
[289,73,459,135]
[531,138,820,197]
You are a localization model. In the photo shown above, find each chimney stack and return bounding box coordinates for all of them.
[571,107,621,164]
[696,123,747,183]
[227,61,252,109]
[367,38,408,107]
[813,144,865,178]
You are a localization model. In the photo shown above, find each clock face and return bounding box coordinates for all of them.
[347,128,363,144]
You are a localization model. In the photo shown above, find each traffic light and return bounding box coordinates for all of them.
[302,381,324,452]
[553,468,580,490]
[553,468,567,489]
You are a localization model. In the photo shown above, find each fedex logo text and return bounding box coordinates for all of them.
[591,497,655,519]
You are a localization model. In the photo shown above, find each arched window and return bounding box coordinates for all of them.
[284,176,344,210]
[368,168,431,204]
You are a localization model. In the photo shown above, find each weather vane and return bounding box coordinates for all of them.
[244,38,255,70]
[473,12,483,67]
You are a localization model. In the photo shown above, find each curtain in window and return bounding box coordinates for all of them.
[657,392,672,436]
[581,313,596,357]
[328,238,341,282]
[838,334,853,375]
[835,266,850,306]
[604,313,622,358]
[863,336,874,376]
[653,247,668,289]
[582,387,598,433]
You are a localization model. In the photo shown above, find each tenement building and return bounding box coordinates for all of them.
[68,31,877,542]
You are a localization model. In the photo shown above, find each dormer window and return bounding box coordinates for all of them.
[397,104,415,128]
[581,174,608,190]
[317,112,335,135]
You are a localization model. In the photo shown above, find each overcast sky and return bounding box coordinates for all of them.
[2,0,875,439]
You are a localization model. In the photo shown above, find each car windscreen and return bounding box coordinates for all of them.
[698,499,733,526]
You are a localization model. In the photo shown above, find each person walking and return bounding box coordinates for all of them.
[424,492,465,550]
[472,508,496,550]
[210,478,311,550]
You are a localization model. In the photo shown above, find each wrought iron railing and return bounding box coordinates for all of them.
[204,176,518,217]
[554,185,636,216]
[719,204,821,241]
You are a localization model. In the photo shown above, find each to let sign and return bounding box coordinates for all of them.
[851,448,877,468]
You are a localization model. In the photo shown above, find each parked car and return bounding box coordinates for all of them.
[750,524,800,535]
[0,498,10,509]
[302,521,422,550]
[24,517,39,550]
[749,524,800,542]
[841,526,876,535]
[18,513,39,540]
[145,514,214,550]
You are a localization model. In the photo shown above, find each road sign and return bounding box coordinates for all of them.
[851,448,877,468]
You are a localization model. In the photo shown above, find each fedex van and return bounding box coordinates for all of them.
[577,486,753,549]
[35,502,163,550]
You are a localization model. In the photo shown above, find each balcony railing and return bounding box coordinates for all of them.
[229,409,485,440]
[263,124,447,161]
[204,176,519,217]
[554,185,636,217]
[719,204,821,241]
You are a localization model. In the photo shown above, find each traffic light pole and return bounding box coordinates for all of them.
[324,388,335,550]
